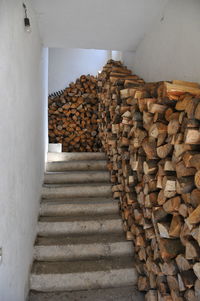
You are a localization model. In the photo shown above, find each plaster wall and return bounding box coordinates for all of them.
[121,51,135,72]
[32,0,168,51]
[112,51,122,62]
[123,0,200,83]
[0,1,47,300]
[48,48,110,94]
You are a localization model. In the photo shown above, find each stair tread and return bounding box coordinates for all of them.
[46,160,107,168]
[48,159,107,163]
[39,214,121,222]
[41,198,117,205]
[35,233,128,246]
[45,170,109,175]
[46,160,108,172]
[48,152,106,159]
[43,183,111,188]
[31,256,134,275]
[29,286,144,301]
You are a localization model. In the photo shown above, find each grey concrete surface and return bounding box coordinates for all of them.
[30,152,139,297]
[38,214,123,236]
[30,257,137,291]
[48,143,62,153]
[34,233,134,261]
[46,160,107,172]
[29,286,144,301]
[42,183,112,199]
[40,198,119,216]
[44,171,110,184]
[47,152,106,162]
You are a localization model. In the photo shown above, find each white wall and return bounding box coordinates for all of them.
[32,0,168,51]
[123,0,200,83]
[43,48,49,158]
[0,1,47,300]
[121,51,135,72]
[48,48,110,94]
[112,51,122,62]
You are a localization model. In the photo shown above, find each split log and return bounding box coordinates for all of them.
[159,239,184,260]
[149,123,167,138]
[185,240,200,260]
[184,129,200,144]
[164,82,200,98]
[175,254,191,272]
[193,263,200,280]
[157,144,172,159]
[194,171,200,189]
[186,204,200,225]
[169,215,182,238]
[195,279,200,299]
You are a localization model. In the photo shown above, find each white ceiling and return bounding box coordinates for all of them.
[31,0,168,51]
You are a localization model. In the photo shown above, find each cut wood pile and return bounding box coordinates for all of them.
[48,75,101,152]
[98,60,200,300]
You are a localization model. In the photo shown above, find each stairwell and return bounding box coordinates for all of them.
[29,152,143,300]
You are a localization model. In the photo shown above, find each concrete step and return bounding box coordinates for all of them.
[42,183,112,199]
[38,214,122,236]
[29,286,145,301]
[44,170,110,184]
[47,152,106,162]
[34,233,134,261]
[46,160,107,172]
[40,198,119,216]
[30,257,137,292]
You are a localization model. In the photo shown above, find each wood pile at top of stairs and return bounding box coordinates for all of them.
[48,75,101,152]
[97,60,200,301]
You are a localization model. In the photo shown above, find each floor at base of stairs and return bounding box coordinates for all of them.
[29,286,144,301]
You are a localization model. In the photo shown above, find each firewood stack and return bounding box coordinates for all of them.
[48,75,101,152]
[98,60,200,300]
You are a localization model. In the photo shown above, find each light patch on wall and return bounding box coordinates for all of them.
[0,248,2,264]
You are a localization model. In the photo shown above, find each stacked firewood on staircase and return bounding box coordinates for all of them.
[98,60,200,300]
[48,75,101,152]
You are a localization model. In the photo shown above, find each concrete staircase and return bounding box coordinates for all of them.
[29,152,143,301]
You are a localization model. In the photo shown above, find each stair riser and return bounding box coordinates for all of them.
[40,203,119,216]
[47,152,106,162]
[42,186,112,199]
[44,172,110,184]
[34,242,134,261]
[46,161,107,172]
[30,268,137,292]
[38,220,122,236]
